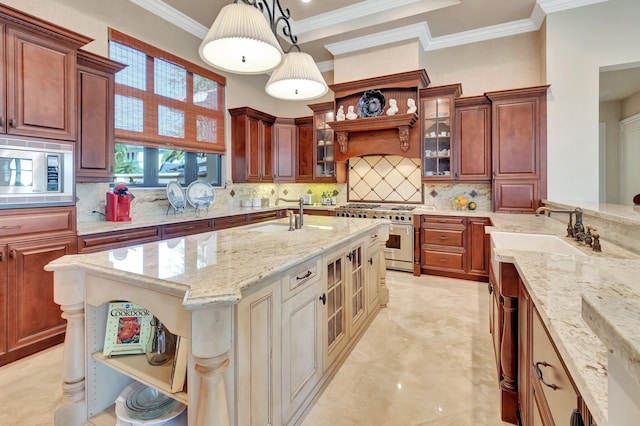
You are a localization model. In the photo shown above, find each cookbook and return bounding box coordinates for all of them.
[103,302,153,357]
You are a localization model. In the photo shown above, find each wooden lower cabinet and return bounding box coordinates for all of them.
[494,261,597,425]
[0,206,76,367]
[78,226,161,253]
[417,214,490,281]
[493,178,540,213]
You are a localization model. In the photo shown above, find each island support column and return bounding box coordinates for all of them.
[53,269,87,426]
[190,304,233,426]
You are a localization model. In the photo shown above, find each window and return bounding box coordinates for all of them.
[115,143,222,187]
[109,29,226,187]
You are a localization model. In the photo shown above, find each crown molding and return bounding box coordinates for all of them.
[537,0,610,14]
[316,60,335,73]
[326,22,432,56]
[130,0,207,39]
[291,0,460,36]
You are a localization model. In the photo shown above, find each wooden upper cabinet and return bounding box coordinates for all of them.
[230,107,276,182]
[295,116,314,182]
[0,5,91,141]
[487,85,549,213]
[76,50,125,182]
[454,96,491,182]
[273,118,296,183]
[5,27,77,141]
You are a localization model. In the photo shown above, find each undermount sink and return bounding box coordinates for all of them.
[490,231,586,274]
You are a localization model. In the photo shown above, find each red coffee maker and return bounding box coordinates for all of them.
[106,183,132,222]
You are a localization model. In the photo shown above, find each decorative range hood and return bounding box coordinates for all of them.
[327,70,430,161]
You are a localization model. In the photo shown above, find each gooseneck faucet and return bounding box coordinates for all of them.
[275,197,304,229]
[534,206,583,238]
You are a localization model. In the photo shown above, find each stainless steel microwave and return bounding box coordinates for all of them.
[0,137,74,208]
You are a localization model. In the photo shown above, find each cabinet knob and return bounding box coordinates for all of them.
[488,282,493,294]
[9,249,16,259]
[319,293,327,305]
[0,252,3,262]
[0,117,4,127]
[454,171,459,179]
[368,257,373,265]
[9,118,15,128]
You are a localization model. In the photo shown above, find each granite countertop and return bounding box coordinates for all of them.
[49,216,390,309]
[489,211,640,426]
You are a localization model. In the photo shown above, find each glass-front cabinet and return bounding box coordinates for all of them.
[309,102,336,181]
[420,84,462,180]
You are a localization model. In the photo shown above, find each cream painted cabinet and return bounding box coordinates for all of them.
[347,242,366,335]
[236,277,282,426]
[323,251,347,369]
[281,264,322,425]
[365,241,381,313]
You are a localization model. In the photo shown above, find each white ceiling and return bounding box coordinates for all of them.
[600,64,640,102]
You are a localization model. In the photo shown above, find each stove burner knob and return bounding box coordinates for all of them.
[362,213,368,218]
[351,213,357,218]
[372,215,377,219]
[400,216,405,221]
[395,215,400,221]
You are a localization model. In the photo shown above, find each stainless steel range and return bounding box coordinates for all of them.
[335,204,415,272]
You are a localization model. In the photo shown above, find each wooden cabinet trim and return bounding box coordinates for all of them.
[0,206,75,242]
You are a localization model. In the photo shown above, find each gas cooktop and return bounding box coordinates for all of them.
[335,204,417,222]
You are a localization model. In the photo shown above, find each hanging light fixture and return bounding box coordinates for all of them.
[200,0,328,101]
[199,2,283,74]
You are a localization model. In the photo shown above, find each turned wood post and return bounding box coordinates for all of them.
[190,305,233,426]
[52,269,87,426]
[500,295,518,392]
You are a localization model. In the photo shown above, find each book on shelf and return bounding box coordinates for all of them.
[170,336,189,393]
[103,302,153,357]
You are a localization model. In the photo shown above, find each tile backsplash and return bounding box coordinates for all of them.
[76,182,347,223]
[423,182,492,211]
[348,155,422,203]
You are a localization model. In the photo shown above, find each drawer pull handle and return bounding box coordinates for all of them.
[184,225,196,230]
[0,252,3,262]
[438,258,447,263]
[534,361,558,390]
[0,225,20,230]
[0,117,4,127]
[296,270,312,280]
[371,234,377,239]
[117,236,129,241]
[488,282,493,294]
[368,257,373,265]
[9,118,15,127]
[437,236,448,240]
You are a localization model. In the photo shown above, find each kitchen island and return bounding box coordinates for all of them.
[46,215,390,426]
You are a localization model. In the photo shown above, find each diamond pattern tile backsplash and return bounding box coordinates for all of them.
[349,156,422,203]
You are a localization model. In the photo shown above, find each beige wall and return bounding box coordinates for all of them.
[424,31,544,96]
[622,90,640,119]
[546,0,640,202]
[599,101,622,203]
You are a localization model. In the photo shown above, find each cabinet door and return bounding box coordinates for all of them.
[0,245,6,356]
[281,282,322,423]
[261,120,274,181]
[76,64,115,181]
[274,121,296,183]
[493,178,539,213]
[492,97,540,179]
[347,243,366,335]
[467,217,491,277]
[7,236,76,351]
[455,103,491,181]
[246,115,262,181]
[236,281,282,426]
[6,27,77,141]
[323,253,347,368]
[365,244,380,313]
[296,119,314,182]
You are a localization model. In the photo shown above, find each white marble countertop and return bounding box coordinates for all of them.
[490,212,640,426]
[544,199,640,226]
[49,216,390,309]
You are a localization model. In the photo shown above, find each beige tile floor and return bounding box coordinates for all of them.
[0,271,508,425]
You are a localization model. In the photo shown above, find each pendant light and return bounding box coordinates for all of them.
[199,2,283,75]
[200,0,328,101]
[266,51,328,100]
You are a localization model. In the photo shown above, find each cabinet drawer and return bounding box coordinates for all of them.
[78,227,160,253]
[532,307,578,424]
[282,257,320,302]
[423,228,464,247]
[421,215,466,228]
[422,249,465,271]
[161,219,211,238]
[212,214,248,230]
[0,206,75,242]
[248,211,278,224]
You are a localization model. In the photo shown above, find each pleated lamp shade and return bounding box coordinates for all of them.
[265,51,329,100]
[199,3,284,75]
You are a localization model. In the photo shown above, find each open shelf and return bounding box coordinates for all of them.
[92,352,188,405]
[88,403,187,426]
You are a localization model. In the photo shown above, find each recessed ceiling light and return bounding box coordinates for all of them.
[301,0,311,3]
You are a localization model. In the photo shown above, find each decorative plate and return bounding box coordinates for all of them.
[166,181,186,210]
[357,89,386,118]
[186,181,215,209]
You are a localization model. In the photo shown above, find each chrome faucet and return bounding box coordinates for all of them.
[534,206,583,238]
[276,197,304,229]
